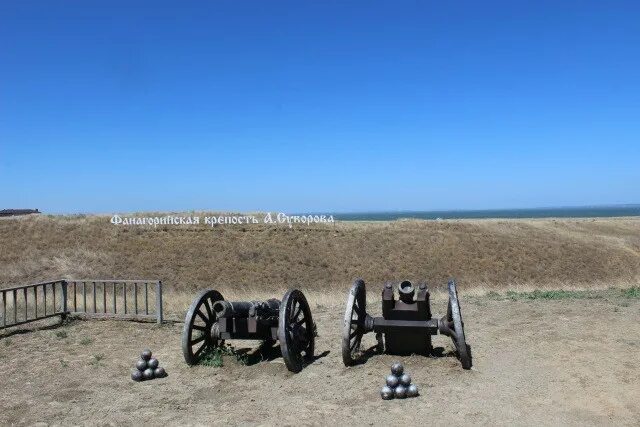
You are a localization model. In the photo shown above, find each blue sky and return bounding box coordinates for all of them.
[1,1,639,214]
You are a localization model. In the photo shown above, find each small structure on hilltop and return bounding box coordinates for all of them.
[0,209,41,217]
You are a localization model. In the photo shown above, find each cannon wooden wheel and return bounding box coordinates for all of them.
[444,280,472,369]
[342,279,368,366]
[182,289,224,365]
[278,289,315,373]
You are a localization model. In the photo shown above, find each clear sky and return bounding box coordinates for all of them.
[1,1,639,214]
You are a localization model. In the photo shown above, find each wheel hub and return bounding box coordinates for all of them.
[292,323,308,346]
[210,322,221,341]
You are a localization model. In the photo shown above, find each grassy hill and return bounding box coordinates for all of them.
[1,214,639,298]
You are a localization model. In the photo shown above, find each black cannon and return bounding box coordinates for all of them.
[182,288,315,373]
[342,279,472,369]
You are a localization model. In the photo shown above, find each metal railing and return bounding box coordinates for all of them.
[0,279,163,330]
[0,279,67,329]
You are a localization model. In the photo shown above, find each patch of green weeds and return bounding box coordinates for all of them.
[621,287,640,298]
[505,289,600,301]
[197,344,249,367]
[80,337,93,345]
[486,291,501,299]
[89,353,105,366]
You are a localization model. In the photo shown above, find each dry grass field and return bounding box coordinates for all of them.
[1,214,639,300]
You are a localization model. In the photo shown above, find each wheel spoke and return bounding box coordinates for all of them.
[350,335,361,351]
[354,300,365,317]
[192,324,207,331]
[351,305,360,320]
[193,342,207,359]
[191,335,205,345]
[203,298,214,320]
[291,301,302,320]
[196,309,209,324]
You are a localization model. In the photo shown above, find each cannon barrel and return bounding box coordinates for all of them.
[398,281,415,303]
[248,299,281,317]
[213,299,281,318]
[213,300,253,318]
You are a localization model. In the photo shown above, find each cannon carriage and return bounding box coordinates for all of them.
[182,288,315,373]
[342,279,472,369]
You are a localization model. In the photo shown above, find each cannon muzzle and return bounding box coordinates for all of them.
[398,281,415,303]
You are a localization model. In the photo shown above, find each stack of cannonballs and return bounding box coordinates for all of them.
[380,362,419,400]
[131,349,167,382]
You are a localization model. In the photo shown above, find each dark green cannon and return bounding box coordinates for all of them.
[182,288,315,373]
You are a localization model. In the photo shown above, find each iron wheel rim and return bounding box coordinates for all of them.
[447,280,472,369]
[182,289,224,365]
[342,279,367,366]
[278,289,315,373]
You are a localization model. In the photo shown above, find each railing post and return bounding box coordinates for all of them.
[92,281,97,313]
[24,287,28,321]
[112,282,116,314]
[144,282,149,315]
[83,281,87,313]
[156,281,163,324]
[61,280,68,319]
[13,289,17,324]
[2,291,6,327]
[134,282,138,314]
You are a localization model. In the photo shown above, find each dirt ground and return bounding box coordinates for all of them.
[1,294,639,426]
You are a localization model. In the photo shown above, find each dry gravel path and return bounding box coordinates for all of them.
[1,295,639,426]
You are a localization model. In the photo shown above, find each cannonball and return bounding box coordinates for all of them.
[406,384,419,398]
[143,368,155,380]
[391,362,404,376]
[386,374,399,388]
[147,358,159,369]
[394,384,407,399]
[399,373,411,386]
[141,349,152,361]
[380,385,394,400]
[154,367,166,378]
[131,370,143,382]
[135,359,147,371]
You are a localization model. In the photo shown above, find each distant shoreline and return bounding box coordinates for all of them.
[4,205,640,221]
[327,205,640,221]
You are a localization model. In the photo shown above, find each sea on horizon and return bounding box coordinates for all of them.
[326,205,640,221]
